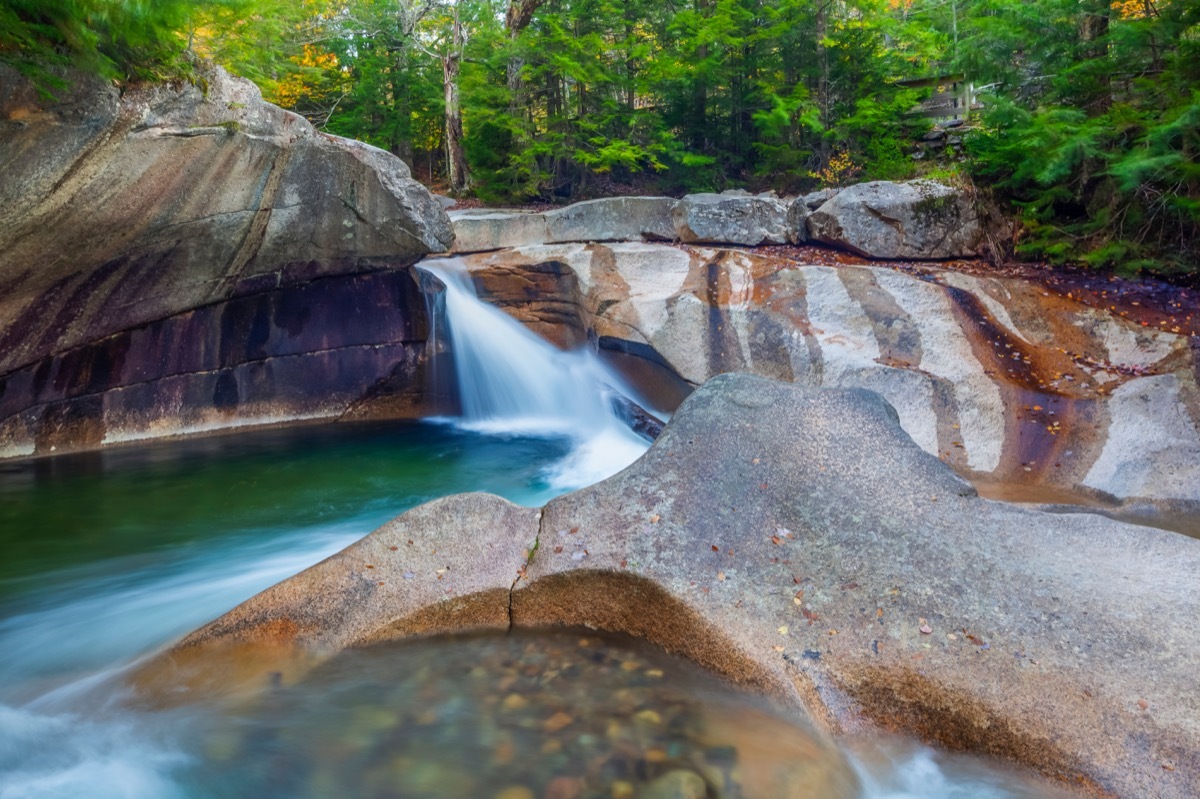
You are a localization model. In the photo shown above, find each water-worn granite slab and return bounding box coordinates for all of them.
[155,375,1200,797]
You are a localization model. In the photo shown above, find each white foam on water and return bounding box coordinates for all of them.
[0,522,366,689]
[0,704,188,799]
[0,517,375,799]
[850,737,1065,798]
[420,259,651,491]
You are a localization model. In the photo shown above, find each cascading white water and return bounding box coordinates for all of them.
[419,259,651,489]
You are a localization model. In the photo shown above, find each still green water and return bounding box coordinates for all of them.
[0,420,570,689]
[0,420,568,591]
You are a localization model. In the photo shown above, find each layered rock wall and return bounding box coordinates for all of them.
[0,65,453,456]
[440,243,1200,508]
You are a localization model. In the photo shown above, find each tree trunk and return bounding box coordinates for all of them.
[443,54,470,192]
[506,0,547,117]
[623,0,636,111]
[1080,0,1112,113]
[689,0,709,151]
[443,3,471,192]
[816,0,831,165]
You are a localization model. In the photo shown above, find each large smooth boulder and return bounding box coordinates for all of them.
[544,196,679,243]
[447,209,549,252]
[443,243,1200,509]
[672,193,792,246]
[0,65,452,457]
[157,374,1200,798]
[807,179,982,259]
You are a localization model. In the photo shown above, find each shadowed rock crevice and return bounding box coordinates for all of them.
[507,508,546,630]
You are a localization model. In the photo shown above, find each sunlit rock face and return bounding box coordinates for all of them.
[157,375,1200,799]
[807,179,983,259]
[448,243,1200,508]
[0,65,452,456]
[671,193,794,246]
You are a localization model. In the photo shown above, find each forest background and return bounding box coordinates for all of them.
[1,0,1197,273]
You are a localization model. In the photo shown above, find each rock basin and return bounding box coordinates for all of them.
[150,374,1200,798]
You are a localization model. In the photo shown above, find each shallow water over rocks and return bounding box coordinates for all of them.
[181,629,1064,799]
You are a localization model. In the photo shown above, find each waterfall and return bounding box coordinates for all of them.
[419,259,652,489]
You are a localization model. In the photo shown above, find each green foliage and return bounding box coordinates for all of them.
[6,0,1197,274]
[0,0,215,85]
[958,0,1200,273]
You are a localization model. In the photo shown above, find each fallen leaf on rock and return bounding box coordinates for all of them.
[716,571,726,581]
[778,625,789,635]
[649,514,660,523]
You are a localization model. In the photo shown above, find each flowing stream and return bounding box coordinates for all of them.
[0,274,1067,798]
[419,259,652,490]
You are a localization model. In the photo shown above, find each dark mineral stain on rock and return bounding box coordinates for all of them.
[213,372,239,410]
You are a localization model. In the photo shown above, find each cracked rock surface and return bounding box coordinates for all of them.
[150,374,1200,798]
